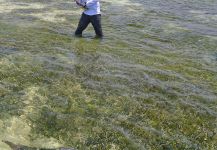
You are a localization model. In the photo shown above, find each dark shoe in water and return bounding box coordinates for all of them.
[74,34,82,38]
[94,35,103,39]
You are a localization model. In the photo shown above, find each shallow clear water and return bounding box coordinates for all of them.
[0,0,217,149]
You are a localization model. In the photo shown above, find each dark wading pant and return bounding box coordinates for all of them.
[75,13,103,37]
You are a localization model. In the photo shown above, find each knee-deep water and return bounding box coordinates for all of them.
[0,0,217,149]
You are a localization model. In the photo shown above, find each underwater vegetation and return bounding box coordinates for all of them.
[0,0,217,149]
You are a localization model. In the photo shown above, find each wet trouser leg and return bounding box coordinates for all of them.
[75,13,90,36]
[90,14,103,37]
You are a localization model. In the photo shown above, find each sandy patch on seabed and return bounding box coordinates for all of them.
[0,0,80,23]
[0,0,142,23]
[0,1,44,13]
[0,117,62,149]
[0,86,63,149]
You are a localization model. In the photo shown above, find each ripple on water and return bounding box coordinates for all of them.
[0,46,18,56]
[33,52,76,74]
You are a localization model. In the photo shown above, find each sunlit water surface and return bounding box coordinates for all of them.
[0,0,217,149]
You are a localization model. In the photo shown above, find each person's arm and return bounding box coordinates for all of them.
[75,0,87,8]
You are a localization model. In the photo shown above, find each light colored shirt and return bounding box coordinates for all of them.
[77,0,101,16]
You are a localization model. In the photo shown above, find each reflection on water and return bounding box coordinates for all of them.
[0,0,217,149]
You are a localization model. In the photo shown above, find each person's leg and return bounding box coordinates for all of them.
[90,14,103,38]
[75,13,90,36]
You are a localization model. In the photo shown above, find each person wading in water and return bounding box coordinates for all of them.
[74,0,103,38]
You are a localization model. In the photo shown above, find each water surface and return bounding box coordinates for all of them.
[0,0,217,149]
